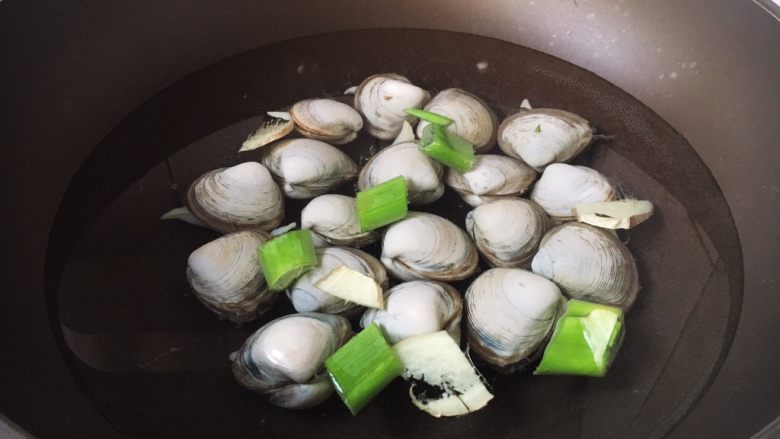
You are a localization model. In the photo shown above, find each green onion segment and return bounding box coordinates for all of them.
[418,124,475,172]
[257,229,317,292]
[355,176,409,232]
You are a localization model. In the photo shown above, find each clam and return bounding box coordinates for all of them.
[381,212,478,281]
[186,231,273,323]
[530,163,615,219]
[465,198,550,268]
[531,222,639,310]
[415,88,498,153]
[230,313,351,409]
[358,142,444,205]
[186,162,283,233]
[445,154,537,207]
[465,268,563,371]
[498,108,593,170]
[301,194,378,248]
[354,73,431,140]
[288,247,388,315]
[290,98,363,145]
[263,138,358,199]
[360,280,462,344]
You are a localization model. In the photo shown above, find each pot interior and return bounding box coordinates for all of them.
[45,29,742,439]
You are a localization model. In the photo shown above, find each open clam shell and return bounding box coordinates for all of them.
[354,73,431,140]
[186,230,273,323]
[498,108,593,170]
[231,313,351,409]
[288,247,388,316]
[530,163,615,220]
[360,280,463,344]
[415,88,498,153]
[263,138,358,199]
[531,222,639,310]
[300,194,378,248]
[290,98,363,145]
[446,154,537,207]
[465,268,563,371]
[358,142,445,205]
[381,212,478,281]
[186,162,283,233]
[465,198,550,268]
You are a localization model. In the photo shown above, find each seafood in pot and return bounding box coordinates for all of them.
[300,194,378,248]
[446,154,537,207]
[530,163,615,220]
[290,98,363,145]
[465,198,550,268]
[185,162,284,232]
[415,88,498,153]
[498,108,593,170]
[186,231,274,323]
[288,247,388,315]
[380,212,478,281]
[263,138,358,199]
[231,313,351,409]
[360,280,462,344]
[354,73,430,140]
[531,222,639,310]
[465,268,563,371]
[358,142,445,205]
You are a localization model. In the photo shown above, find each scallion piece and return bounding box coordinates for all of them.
[257,229,317,292]
[355,176,409,232]
[325,323,403,415]
[418,124,475,172]
[404,108,454,126]
[534,299,625,377]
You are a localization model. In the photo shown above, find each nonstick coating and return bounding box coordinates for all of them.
[1,2,778,439]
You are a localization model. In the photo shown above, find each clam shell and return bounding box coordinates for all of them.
[381,212,478,281]
[531,222,639,310]
[498,108,593,170]
[465,198,550,268]
[288,247,388,315]
[445,154,537,207]
[530,163,615,219]
[186,231,273,323]
[358,142,445,205]
[360,280,463,344]
[354,73,431,140]
[231,313,351,409]
[301,194,378,248]
[263,138,358,199]
[415,88,498,153]
[187,162,283,233]
[465,268,563,371]
[290,98,363,145]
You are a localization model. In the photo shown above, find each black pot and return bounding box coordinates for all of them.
[1,1,778,438]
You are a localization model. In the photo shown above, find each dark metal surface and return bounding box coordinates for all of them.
[0,1,777,438]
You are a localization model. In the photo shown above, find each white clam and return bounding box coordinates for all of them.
[288,247,387,315]
[498,108,593,170]
[186,162,283,232]
[300,194,378,248]
[531,222,639,310]
[465,268,563,371]
[186,231,273,323]
[263,138,358,199]
[360,280,463,344]
[231,313,351,409]
[530,163,615,219]
[465,198,550,268]
[354,73,431,140]
[290,98,363,145]
[445,154,537,207]
[415,88,498,153]
[358,142,444,205]
[381,212,478,281]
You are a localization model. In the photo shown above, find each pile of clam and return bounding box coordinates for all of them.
[164,73,653,412]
